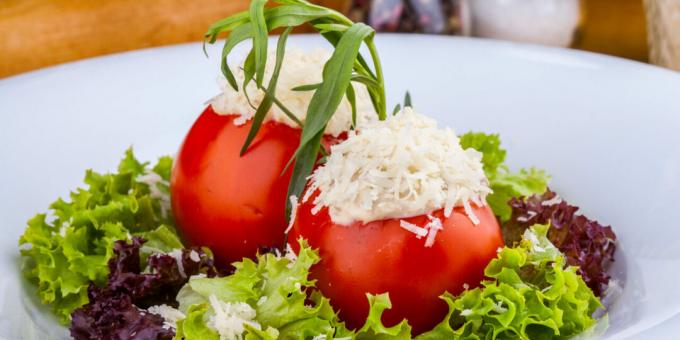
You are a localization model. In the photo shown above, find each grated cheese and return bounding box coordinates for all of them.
[305,107,491,226]
[137,172,171,218]
[541,195,563,206]
[189,250,201,262]
[516,210,537,223]
[167,249,186,278]
[399,220,428,239]
[424,215,443,247]
[211,48,376,137]
[284,195,299,234]
[147,304,185,330]
[207,295,262,340]
[491,301,507,313]
[284,243,298,269]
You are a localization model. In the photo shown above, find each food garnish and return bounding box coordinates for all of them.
[505,190,617,296]
[70,237,216,339]
[204,0,387,218]
[418,224,601,339]
[304,108,490,225]
[19,149,179,322]
[459,132,550,222]
[211,48,376,136]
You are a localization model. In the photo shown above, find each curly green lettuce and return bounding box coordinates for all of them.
[171,226,601,339]
[18,149,181,323]
[174,240,412,340]
[355,294,411,340]
[459,132,550,221]
[175,239,347,339]
[417,224,602,340]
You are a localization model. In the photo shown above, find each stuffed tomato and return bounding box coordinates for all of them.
[289,108,504,334]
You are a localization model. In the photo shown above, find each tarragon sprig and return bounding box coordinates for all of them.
[204,0,386,218]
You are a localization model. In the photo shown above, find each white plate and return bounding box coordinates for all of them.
[1,34,680,339]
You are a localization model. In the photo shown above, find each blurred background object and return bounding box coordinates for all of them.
[575,0,648,62]
[349,0,648,60]
[0,0,659,78]
[467,0,580,47]
[348,0,470,35]
[644,0,680,71]
[0,0,345,78]
[0,0,249,78]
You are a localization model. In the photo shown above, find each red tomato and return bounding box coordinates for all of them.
[290,192,504,334]
[171,106,303,266]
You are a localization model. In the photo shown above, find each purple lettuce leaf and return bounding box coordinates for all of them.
[504,189,617,296]
[70,237,217,340]
[70,283,174,340]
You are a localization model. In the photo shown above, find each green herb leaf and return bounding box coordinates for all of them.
[242,49,258,110]
[291,83,321,92]
[284,23,375,217]
[404,91,412,108]
[265,5,341,29]
[392,103,401,116]
[260,84,303,126]
[346,83,357,128]
[314,23,350,33]
[221,24,253,91]
[296,23,374,148]
[205,11,251,43]
[240,27,293,155]
[285,131,323,218]
[250,0,269,87]
[351,73,380,89]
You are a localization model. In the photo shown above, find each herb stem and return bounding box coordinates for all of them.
[260,85,304,127]
[367,40,386,120]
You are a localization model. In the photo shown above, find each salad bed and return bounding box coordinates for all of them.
[18,1,619,339]
[20,141,616,339]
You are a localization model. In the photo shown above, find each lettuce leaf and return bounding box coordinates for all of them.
[506,190,617,296]
[175,239,414,340]
[70,237,215,340]
[175,304,220,340]
[176,239,345,339]
[487,168,550,222]
[417,224,602,340]
[18,148,180,323]
[355,294,411,339]
[459,132,550,221]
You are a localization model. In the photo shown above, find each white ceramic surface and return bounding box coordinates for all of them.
[1,34,680,339]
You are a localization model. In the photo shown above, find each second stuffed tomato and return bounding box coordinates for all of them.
[289,108,504,334]
[290,197,503,334]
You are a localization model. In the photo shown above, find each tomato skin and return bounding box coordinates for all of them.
[171,106,302,266]
[290,193,504,334]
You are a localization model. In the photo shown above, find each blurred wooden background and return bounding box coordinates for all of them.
[0,0,647,78]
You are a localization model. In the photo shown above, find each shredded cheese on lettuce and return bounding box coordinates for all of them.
[147,304,185,330]
[211,48,376,136]
[305,108,491,225]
